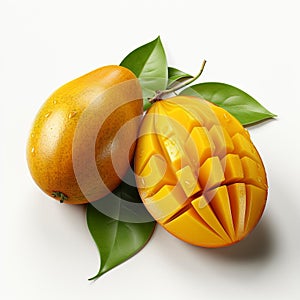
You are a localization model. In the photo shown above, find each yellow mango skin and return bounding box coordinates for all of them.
[27,65,142,204]
[135,96,267,247]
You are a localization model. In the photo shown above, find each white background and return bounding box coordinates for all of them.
[1,0,300,299]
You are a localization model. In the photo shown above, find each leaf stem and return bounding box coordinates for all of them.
[149,59,207,104]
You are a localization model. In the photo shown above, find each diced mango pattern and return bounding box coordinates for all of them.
[135,96,268,247]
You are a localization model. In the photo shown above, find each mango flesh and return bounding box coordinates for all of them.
[134,96,267,247]
[27,65,142,204]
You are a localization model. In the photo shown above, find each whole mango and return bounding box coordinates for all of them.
[135,96,267,247]
[27,65,142,204]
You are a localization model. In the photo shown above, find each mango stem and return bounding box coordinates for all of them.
[52,191,68,203]
[149,59,207,104]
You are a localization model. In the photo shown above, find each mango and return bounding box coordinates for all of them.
[134,96,267,247]
[27,65,142,204]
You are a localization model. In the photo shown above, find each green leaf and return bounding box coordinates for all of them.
[180,82,276,125]
[86,172,156,280]
[168,67,192,88]
[120,36,168,110]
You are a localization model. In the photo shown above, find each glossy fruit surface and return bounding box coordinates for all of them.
[27,65,142,204]
[135,96,267,247]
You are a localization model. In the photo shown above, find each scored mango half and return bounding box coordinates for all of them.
[134,96,268,247]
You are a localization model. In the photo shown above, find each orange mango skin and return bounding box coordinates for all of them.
[134,96,268,247]
[27,65,142,204]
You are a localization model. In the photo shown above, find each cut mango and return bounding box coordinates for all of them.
[175,165,201,198]
[232,133,262,163]
[227,183,247,239]
[144,184,187,223]
[209,125,234,157]
[241,156,268,190]
[137,154,175,197]
[185,126,215,166]
[192,195,231,243]
[221,153,244,184]
[159,135,186,171]
[164,208,226,247]
[160,101,202,133]
[206,186,235,240]
[135,96,268,247]
[209,103,250,139]
[244,184,267,233]
[199,156,225,190]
